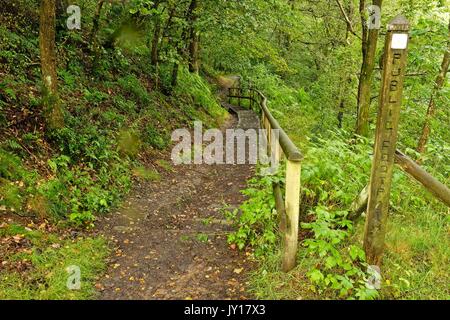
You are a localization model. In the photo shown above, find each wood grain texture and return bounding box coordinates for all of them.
[363,15,410,266]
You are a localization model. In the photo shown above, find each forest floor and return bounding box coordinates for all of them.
[95,111,258,300]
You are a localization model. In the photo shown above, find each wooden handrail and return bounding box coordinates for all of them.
[228,87,303,162]
[227,85,302,272]
[349,149,450,220]
[394,150,450,207]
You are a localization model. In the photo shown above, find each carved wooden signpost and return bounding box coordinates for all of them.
[363,16,410,266]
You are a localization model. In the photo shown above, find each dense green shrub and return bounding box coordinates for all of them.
[117,74,151,106]
[227,172,280,256]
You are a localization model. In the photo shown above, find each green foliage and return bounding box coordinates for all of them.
[0,6,224,227]
[0,182,22,210]
[101,110,126,128]
[50,118,115,167]
[69,210,96,227]
[301,131,372,209]
[83,88,109,106]
[117,75,151,106]
[58,70,77,90]
[227,170,280,256]
[0,223,108,300]
[176,67,227,122]
[291,132,378,299]
[143,125,168,150]
[0,148,30,181]
[301,206,378,300]
[243,129,449,300]
[113,96,138,113]
[0,148,38,211]
[0,26,39,76]
[129,0,158,16]
[196,233,209,243]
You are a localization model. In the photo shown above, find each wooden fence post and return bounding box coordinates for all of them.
[261,112,266,131]
[363,16,410,266]
[282,160,301,272]
[238,87,241,107]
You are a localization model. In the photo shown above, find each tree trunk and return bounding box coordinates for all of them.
[282,0,296,50]
[338,100,345,128]
[356,0,382,137]
[55,0,68,31]
[56,0,68,14]
[151,17,162,89]
[148,0,162,88]
[187,0,199,73]
[171,62,179,88]
[189,33,199,73]
[89,0,105,72]
[151,18,161,66]
[417,20,450,154]
[89,0,105,45]
[40,0,63,129]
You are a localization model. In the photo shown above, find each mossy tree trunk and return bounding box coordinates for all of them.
[187,0,199,74]
[356,0,382,137]
[40,0,64,129]
[149,0,162,88]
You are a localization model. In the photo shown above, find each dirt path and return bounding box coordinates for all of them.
[96,110,260,300]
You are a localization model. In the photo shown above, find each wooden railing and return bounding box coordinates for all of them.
[350,149,450,219]
[227,86,303,272]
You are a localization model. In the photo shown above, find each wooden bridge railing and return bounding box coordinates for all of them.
[227,86,302,272]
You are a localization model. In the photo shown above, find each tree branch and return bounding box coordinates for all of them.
[335,0,362,40]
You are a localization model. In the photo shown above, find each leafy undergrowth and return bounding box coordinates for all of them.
[229,130,449,300]
[226,173,279,256]
[0,221,108,300]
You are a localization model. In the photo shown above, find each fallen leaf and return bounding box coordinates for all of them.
[13,235,23,243]
[233,268,243,274]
